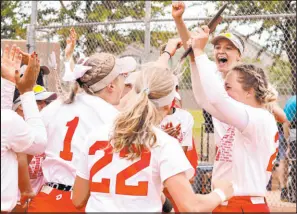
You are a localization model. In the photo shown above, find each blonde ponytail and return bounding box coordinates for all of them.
[111,62,175,160]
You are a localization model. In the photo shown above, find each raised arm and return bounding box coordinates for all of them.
[1,45,22,109]
[10,52,48,155]
[172,1,194,62]
[190,27,249,132]
[172,1,218,111]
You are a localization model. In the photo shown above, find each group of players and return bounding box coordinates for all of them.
[1,1,285,213]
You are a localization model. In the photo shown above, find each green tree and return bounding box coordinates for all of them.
[1,1,30,39]
[36,1,171,56]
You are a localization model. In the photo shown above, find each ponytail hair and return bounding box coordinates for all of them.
[111,62,175,160]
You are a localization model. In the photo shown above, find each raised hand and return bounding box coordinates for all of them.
[164,38,183,57]
[172,1,185,20]
[1,44,23,83]
[15,52,40,94]
[65,27,77,61]
[190,25,210,55]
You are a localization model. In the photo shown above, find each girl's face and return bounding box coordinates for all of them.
[224,70,254,105]
[213,39,241,75]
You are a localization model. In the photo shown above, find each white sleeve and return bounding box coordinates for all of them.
[159,138,194,183]
[1,78,15,110]
[181,113,194,148]
[76,135,91,180]
[194,54,249,132]
[7,112,35,153]
[190,62,221,116]
[16,91,47,155]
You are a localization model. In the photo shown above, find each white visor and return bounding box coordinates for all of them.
[89,56,137,92]
[151,87,179,107]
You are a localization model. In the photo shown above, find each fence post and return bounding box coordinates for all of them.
[26,1,38,53]
[144,1,151,62]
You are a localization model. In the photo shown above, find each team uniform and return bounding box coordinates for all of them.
[1,80,47,212]
[76,124,194,212]
[27,92,119,212]
[16,153,46,205]
[160,107,197,212]
[192,54,279,213]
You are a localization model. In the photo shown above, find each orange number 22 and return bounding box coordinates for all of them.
[89,141,151,196]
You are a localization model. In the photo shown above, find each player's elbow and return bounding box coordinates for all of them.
[72,194,88,209]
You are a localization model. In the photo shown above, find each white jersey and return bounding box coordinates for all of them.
[1,91,47,212]
[76,124,194,212]
[41,92,119,185]
[1,110,34,211]
[160,108,194,148]
[212,105,279,196]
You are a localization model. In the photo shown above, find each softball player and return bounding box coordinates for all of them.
[27,52,137,212]
[172,1,286,144]
[190,26,279,212]
[1,46,47,212]
[72,57,234,212]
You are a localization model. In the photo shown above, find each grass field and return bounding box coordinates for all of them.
[187,109,204,141]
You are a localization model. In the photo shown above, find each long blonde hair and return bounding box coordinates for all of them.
[111,62,175,160]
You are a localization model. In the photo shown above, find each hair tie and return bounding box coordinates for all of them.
[142,88,150,95]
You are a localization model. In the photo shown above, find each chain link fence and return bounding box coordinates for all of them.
[2,0,295,211]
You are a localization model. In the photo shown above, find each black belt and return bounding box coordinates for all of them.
[46,182,73,191]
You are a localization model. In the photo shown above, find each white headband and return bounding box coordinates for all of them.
[150,87,176,107]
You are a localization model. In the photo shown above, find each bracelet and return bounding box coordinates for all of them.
[213,189,227,202]
[163,50,171,59]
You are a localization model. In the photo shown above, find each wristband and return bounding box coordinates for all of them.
[213,188,227,202]
[163,50,171,59]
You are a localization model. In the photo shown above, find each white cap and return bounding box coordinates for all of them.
[211,32,244,55]
[89,56,137,92]
[13,85,57,111]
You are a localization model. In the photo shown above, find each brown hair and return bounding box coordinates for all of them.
[64,52,116,104]
[111,62,175,160]
[232,64,278,105]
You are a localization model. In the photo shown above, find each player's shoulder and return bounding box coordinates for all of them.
[246,105,277,130]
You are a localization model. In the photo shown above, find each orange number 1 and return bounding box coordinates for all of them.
[60,117,79,161]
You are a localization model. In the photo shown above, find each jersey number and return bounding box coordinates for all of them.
[60,117,79,161]
[89,141,151,196]
[266,132,279,172]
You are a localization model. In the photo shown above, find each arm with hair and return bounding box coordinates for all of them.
[172,11,222,111]
[194,54,249,132]
[173,16,195,62]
